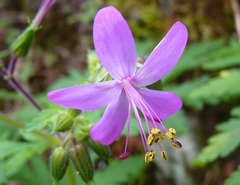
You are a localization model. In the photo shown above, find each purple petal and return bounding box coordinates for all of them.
[47,80,121,110]
[93,6,136,80]
[136,87,182,119]
[132,21,188,86]
[90,91,129,145]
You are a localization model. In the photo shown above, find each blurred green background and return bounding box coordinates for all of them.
[1,0,240,185]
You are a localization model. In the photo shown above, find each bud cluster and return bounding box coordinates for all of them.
[49,136,111,184]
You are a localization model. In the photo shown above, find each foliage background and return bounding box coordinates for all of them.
[1,0,240,185]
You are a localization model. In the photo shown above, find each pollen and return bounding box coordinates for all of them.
[151,128,161,135]
[165,131,174,140]
[169,128,176,135]
[153,133,165,143]
[161,151,167,160]
[147,134,154,146]
[145,150,156,163]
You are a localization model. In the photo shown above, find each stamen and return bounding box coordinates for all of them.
[151,128,161,135]
[131,101,150,152]
[169,128,176,135]
[165,131,174,140]
[145,150,156,163]
[153,133,165,143]
[122,79,167,131]
[171,139,182,149]
[123,102,131,154]
[165,128,177,140]
[119,151,131,160]
[161,151,167,160]
[147,134,154,146]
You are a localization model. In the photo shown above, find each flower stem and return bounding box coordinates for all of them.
[8,54,18,74]
[8,76,42,111]
[0,112,60,145]
[1,60,43,111]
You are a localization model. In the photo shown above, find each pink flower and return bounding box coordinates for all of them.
[48,6,188,162]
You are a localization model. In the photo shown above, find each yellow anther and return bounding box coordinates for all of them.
[161,151,167,160]
[145,150,156,163]
[151,128,161,135]
[169,128,176,135]
[171,139,182,149]
[147,134,154,146]
[153,133,165,143]
[165,131,174,140]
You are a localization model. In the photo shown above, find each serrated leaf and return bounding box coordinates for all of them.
[224,165,240,185]
[189,69,240,106]
[202,41,240,70]
[171,75,210,110]
[25,107,63,132]
[192,118,240,167]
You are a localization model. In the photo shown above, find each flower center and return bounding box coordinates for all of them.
[118,78,182,162]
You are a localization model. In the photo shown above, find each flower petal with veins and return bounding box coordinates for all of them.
[132,21,188,86]
[48,80,121,110]
[90,91,129,145]
[94,6,136,80]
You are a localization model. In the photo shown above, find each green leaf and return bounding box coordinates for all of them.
[230,106,240,117]
[202,40,240,70]
[192,118,240,167]
[0,141,48,181]
[188,69,240,106]
[94,155,146,185]
[10,156,53,185]
[25,107,63,132]
[224,165,240,185]
[0,90,21,100]
[48,69,89,91]
[0,120,20,140]
[171,75,210,110]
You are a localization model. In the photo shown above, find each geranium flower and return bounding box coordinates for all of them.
[48,6,188,162]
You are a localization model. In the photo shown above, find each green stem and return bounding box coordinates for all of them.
[0,112,60,145]
[66,164,76,185]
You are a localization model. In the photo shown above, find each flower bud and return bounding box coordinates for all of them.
[53,113,73,133]
[69,143,93,183]
[10,26,39,57]
[50,147,69,182]
[85,137,111,159]
[67,108,81,118]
